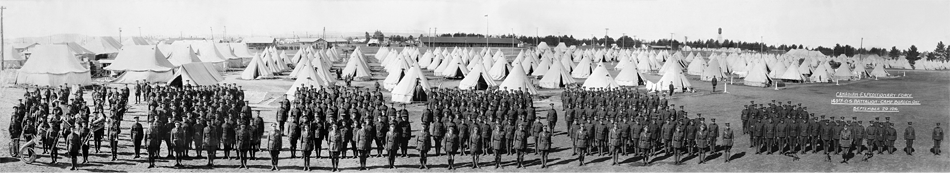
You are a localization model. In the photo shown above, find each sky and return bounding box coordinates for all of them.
[1,0,948,49]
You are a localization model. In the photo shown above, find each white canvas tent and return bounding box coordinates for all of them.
[458,62,497,90]
[15,45,92,86]
[104,45,176,83]
[81,36,123,55]
[166,44,202,66]
[341,52,373,79]
[582,63,620,89]
[615,60,645,86]
[166,62,224,86]
[487,56,510,80]
[650,68,692,93]
[869,63,889,77]
[3,46,26,68]
[743,61,772,87]
[391,66,431,103]
[498,62,538,94]
[239,53,275,79]
[538,60,576,88]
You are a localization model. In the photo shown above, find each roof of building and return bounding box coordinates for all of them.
[419,37,520,44]
[242,37,277,44]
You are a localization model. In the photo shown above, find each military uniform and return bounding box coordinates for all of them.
[300,124,314,171]
[268,127,282,171]
[933,124,943,155]
[444,129,459,169]
[513,127,527,168]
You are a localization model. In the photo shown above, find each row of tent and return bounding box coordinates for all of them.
[14,44,224,87]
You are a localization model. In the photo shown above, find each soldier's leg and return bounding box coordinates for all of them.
[495,149,503,168]
[577,148,585,166]
[401,138,409,157]
[111,140,118,160]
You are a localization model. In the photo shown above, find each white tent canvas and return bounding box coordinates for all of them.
[15,45,92,86]
[166,44,202,66]
[166,62,224,86]
[615,60,646,86]
[700,59,726,81]
[341,52,373,79]
[582,63,620,89]
[652,68,692,92]
[104,45,176,83]
[743,61,772,87]
[498,62,538,94]
[538,60,576,88]
[239,53,274,80]
[487,56,510,80]
[458,62,497,90]
[869,63,889,77]
[391,66,431,103]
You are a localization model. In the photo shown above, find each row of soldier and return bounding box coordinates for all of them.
[9,83,129,170]
[741,100,944,163]
[561,86,734,165]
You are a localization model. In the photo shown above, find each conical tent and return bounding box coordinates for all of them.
[743,61,772,87]
[869,63,889,77]
[383,67,407,91]
[652,68,692,93]
[104,45,176,83]
[571,56,594,78]
[686,57,706,75]
[341,51,373,79]
[615,60,645,86]
[498,62,538,94]
[15,45,92,86]
[834,64,854,80]
[458,62,497,90]
[239,53,274,79]
[852,63,869,78]
[809,64,832,83]
[440,55,468,78]
[539,59,576,88]
[166,44,202,66]
[582,63,620,89]
[166,62,224,86]
[777,64,805,81]
[289,54,312,78]
[531,56,552,76]
[426,53,443,70]
[391,66,431,103]
[700,60,726,81]
[122,37,151,46]
[487,56,510,80]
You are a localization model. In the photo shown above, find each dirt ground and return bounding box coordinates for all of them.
[0,47,948,172]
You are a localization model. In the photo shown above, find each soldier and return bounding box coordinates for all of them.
[470,122,483,168]
[287,117,300,158]
[386,124,399,169]
[696,124,708,164]
[222,118,234,160]
[237,124,250,169]
[722,123,734,162]
[672,125,684,165]
[203,120,217,166]
[253,110,265,159]
[661,118,674,155]
[357,122,371,170]
[933,123,943,155]
[532,118,544,155]
[131,117,144,158]
[445,127,459,170]
[709,118,720,153]
[571,120,581,155]
[399,114,412,157]
[548,103,558,131]
[329,124,343,172]
[513,125,527,168]
[375,115,388,157]
[432,116,445,156]
[68,125,82,170]
[147,122,163,168]
[904,122,915,155]
[538,125,552,168]
[639,126,651,165]
[300,119,314,171]
[576,124,588,166]
[609,122,622,165]
[492,123,505,168]
[886,121,897,154]
[267,123,282,171]
[417,124,432,169]
[840,126,852,163]
[171,122,185,167]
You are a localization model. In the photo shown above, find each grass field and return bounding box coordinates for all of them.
[0,47,947,172]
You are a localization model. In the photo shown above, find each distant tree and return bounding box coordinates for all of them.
[365,32,371,43]
[798,45,804,49]
[373,31,385,42]
[888,46,901,58]
[408,35,414,41]
[906,45,920,64]
[935,41,947,60]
